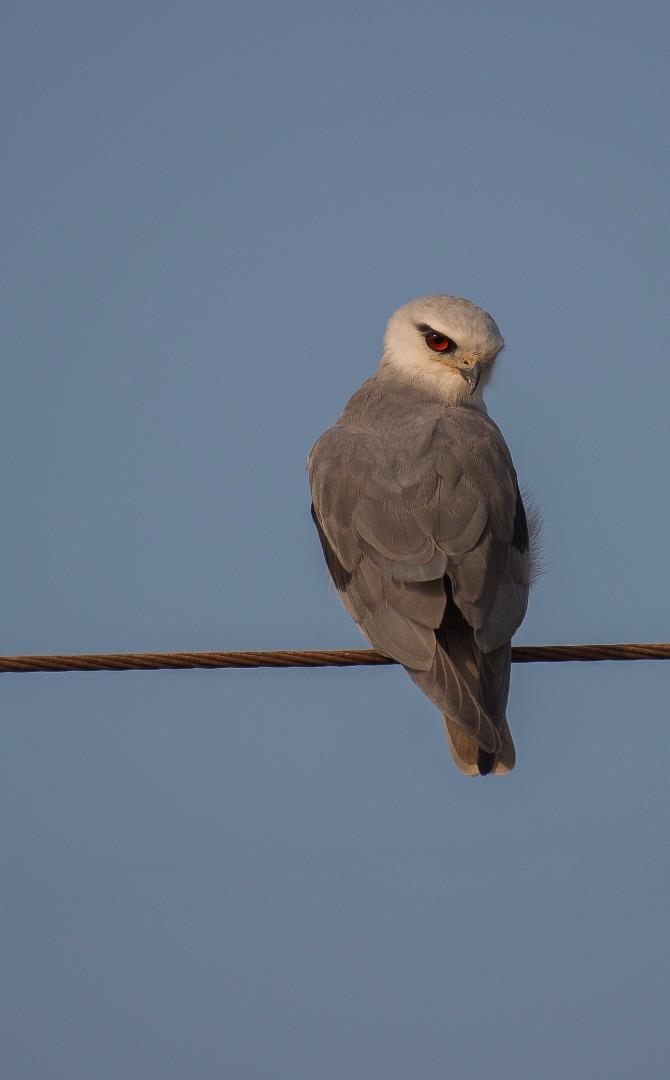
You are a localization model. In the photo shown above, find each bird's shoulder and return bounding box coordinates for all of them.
[308,372,515,494]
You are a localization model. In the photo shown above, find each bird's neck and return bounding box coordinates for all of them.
[378,353,488,411]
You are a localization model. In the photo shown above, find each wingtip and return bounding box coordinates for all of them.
[443,715,516,777]
[477,749,497,775]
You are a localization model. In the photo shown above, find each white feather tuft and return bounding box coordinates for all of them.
[521,486,544,587]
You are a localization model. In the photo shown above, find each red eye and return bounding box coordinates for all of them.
[425,331,452,352]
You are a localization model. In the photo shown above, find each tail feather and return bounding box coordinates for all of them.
[445,712,518,773]
[443,710,516,776]
[409,581,516,776]
[442,716,479,775]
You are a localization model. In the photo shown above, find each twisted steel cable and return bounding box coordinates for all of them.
[0,642,668,674]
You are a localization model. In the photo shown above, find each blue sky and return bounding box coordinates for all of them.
[1,2,668,1077]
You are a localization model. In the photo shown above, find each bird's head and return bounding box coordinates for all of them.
[381,295,504,405]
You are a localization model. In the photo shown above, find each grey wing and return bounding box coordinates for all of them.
[431,408,530,654]
[308,417,447,671]
[308,406,530,766]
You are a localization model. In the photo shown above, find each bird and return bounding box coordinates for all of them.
[307,295,536,776]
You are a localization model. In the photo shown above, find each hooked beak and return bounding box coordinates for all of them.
[458,359,481,394]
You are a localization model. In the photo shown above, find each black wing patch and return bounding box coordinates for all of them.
[512,485,529,553]
[311,504,352,590]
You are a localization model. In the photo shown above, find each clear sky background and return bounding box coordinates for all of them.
[1,2,668,1077]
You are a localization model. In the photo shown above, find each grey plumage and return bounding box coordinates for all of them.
[308,296,532,776]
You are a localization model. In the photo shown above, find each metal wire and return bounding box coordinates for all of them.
[0,642,668,674]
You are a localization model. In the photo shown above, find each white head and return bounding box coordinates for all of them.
[380,295,504,406]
